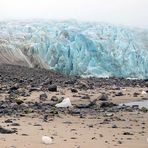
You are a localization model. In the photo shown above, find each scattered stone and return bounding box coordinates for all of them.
[117,141,122,144]
[71,137,77,139]
[71,88,78,93]
[123,132,134,135]
[64,80,76,85]
[10,83,19,91]
[21,134,29,136]
[112,124,118,128]
[11,123,20,126]
[43,114,48,122]
[76,99,97,109]
[79,114,85,118]
[115,92,124,96]
[99,134,103,137]
[100,102,116,108]
[70,109,81,115]
[80,94,90,100]
[63,121,72,124]
[0,126,17,134]
[51,96,58,102]
[98,93,108,101]
[132,105,139,109]
[88,124,93,128]
[34,124,42,126]
[39,93,48,101]
[48,85,57,92]
[5,119,13,123]
[133,92,140,97]
[15,99,24,105]
[92,137,97,140]
[29,87,41,92]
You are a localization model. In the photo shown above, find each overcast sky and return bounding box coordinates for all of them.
[0,0,147,28]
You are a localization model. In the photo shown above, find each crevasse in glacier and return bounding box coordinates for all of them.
[0,20,148,79]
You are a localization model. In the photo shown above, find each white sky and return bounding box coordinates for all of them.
[0,0,147,28]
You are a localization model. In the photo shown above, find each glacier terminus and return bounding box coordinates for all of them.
[0,20,148,79]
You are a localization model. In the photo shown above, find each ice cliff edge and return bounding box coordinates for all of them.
[0,20,148,79]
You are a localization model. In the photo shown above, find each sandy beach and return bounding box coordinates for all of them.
[0,64,148,148]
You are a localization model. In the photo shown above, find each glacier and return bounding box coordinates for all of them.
[0,20,148,79]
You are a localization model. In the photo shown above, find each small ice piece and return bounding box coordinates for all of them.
[55,98,72,108]
[42,136,53,145]
[141,91,147,95]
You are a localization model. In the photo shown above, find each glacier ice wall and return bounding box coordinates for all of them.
[0,20,148,79]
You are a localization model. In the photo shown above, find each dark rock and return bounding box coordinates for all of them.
[64,80,76,85]
[100,118,111,124]
[133,92,140,97]
[100,102,116,108]
[132,105,139,109]
[145,82,148,87]
[99,134,103,137]
[15,99,24,105]
[70,109,81,115]
[71,88,78,93]
[112,124,118,128]
[76,99,97,109]
[42,79,52,85]
[51,96,58,102]
[0,126,17,134]
[34,124,42,126]
[115,92,124,96]
[29,87,41,92]
[48,85,57,92]
[39,93,48,101]
[92,137,97,140]
[63,121,72,124]
[98,94,108,101]
[79,114,84,118]
[10,83,19,91]
[141,97,148,100]
[80,94,90,100]
[88,124,93,128]
[43,114,48,122]
[123,132,134,135]
[117,141,122,144]
[70,137,77,139]
[11,123,20,126]
[22,134,29,136]
[5,119,13,123]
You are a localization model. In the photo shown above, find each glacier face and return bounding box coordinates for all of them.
[0,20,148,79]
